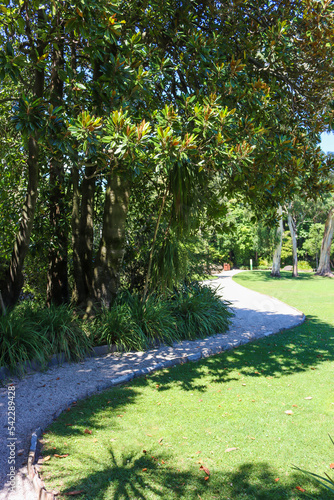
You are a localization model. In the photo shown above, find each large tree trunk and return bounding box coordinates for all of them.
[93,173,129,310]
[316,207,334,276]
[46,19,69,305]
[72,165,96,307]
[271,205,283,277]
[0,9,45,310]
[1,137,40,309]
[71,60,101,308]
[288,208,298,277]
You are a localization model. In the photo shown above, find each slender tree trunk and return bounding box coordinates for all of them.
[75,165,96,307]
[0,10,45,310]
[271,205,283,277]
[316,207,334,276]
[46,15,68,305]
[71,161,85,303]
[143,189,168,301]
[93,173,129,310]
[288,208,298,277]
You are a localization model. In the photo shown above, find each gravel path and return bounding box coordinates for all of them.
[0,270,305,500]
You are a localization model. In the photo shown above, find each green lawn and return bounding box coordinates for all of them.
[40,271,334,499]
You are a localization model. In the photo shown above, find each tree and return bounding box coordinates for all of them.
[316,207,334,276]
[271,206,284,277]
[1,0,334,311]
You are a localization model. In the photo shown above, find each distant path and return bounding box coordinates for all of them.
[0,270,304,500]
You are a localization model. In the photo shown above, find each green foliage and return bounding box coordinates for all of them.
[0,302,92,374]
[26,304,93,362]
[257,258,272,270]
[95,284,232,350]
[301,223,325,264]
[298,260,314,271]
[170,282,232,340]
[94,299,148,352]
[0,308,50,375]
[281,231,293,266]
[2,0,334,308]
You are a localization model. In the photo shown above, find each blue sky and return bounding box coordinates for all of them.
[320,132,334,153]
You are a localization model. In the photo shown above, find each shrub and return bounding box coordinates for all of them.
[0,302,93,374]
[96,283,232,350]
[298,260,313,271]
[0,308,50,374]
[94,298,148,351]
[30,304,93,362]
[170,282,232,340]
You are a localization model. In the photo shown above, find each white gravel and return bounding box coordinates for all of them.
[0,270,305,500]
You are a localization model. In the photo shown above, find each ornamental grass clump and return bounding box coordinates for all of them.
[0,302,92,375]
[170,281,232,340]
[0,307,50,374]
[31,304,93,362]
[95,283,231,351]
[94,298,148,352]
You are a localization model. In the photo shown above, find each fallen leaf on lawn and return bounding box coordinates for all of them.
[161,459,165,464]
[157,402,161,405]
[275,478,279,482]
[296,486,305,492]
[84,429,92,434]
[43,456,51,462]
[285,410,293,415]
[204,476,209,481]
[158,438,163,443]
[143,450,146,453]
[305,397,312,400]
[93,438,98,443]
[54,454,69,458]
[292,405,298,407]
[225,447,238,453]
[64,491,85,496]
[200,465,210,475]
[142,468,147,472]
[330,463,334,469]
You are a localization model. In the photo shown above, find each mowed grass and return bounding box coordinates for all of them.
[40,271,334,499]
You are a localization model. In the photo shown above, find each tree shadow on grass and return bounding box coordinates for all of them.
[42,451,331,499]
[232,271,315,282]
[148,313,334,393]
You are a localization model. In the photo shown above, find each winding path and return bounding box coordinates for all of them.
[0,270,305,500]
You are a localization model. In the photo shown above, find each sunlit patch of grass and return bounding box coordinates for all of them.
[40,271,334,499]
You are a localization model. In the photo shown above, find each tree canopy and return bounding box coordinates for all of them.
[0,0,334,310]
